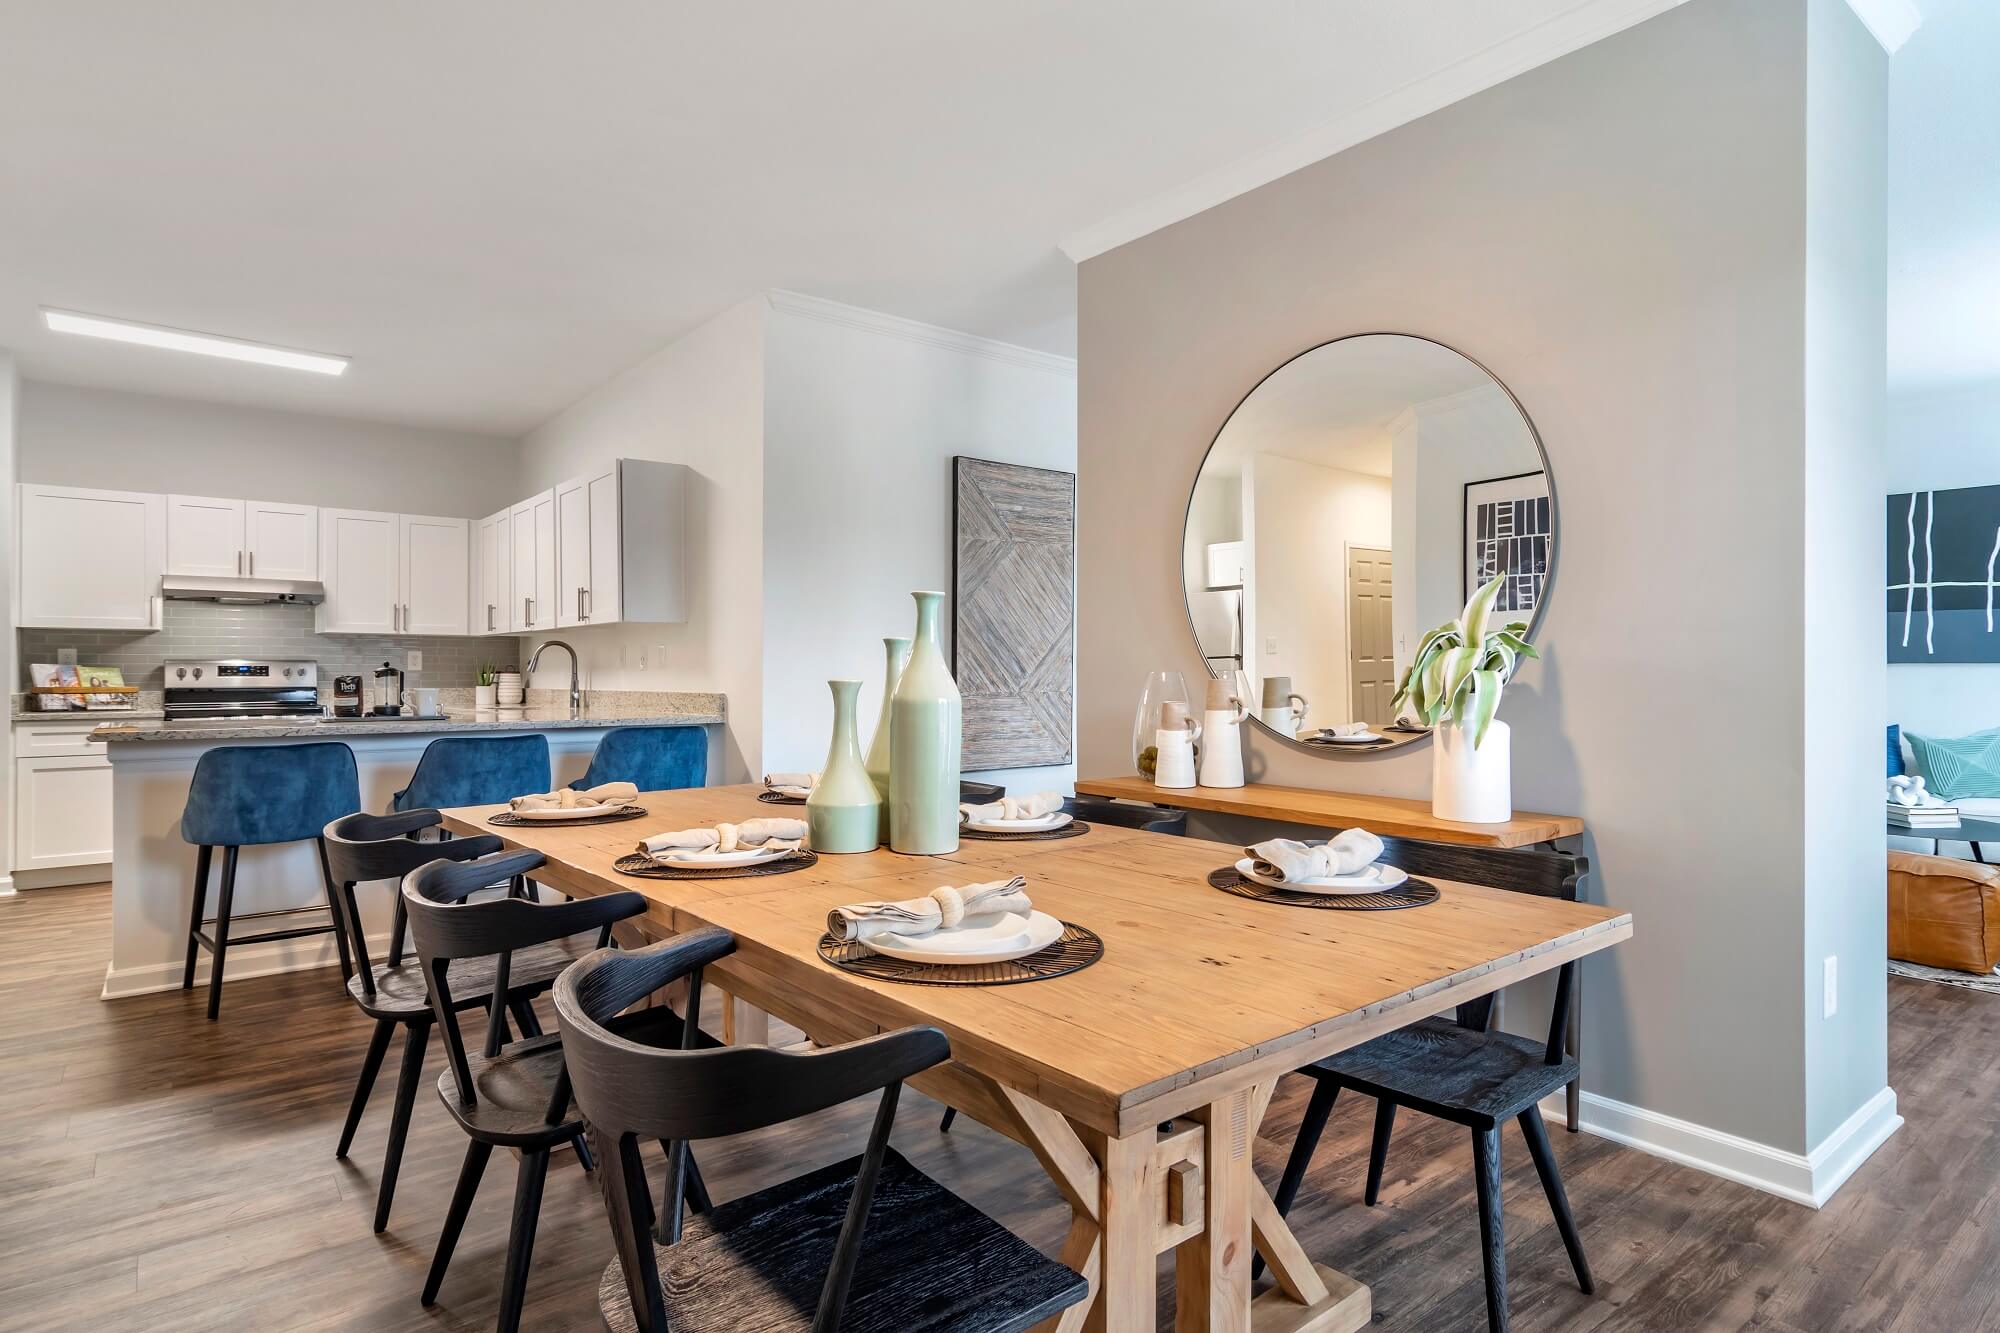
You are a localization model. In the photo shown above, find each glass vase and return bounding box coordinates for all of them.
[864,636,911,846]
[1132,670,1192,780]
[806,679,882,853]
[889,590,962,854]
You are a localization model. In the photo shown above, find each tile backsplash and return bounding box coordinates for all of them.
[17,601,519,690]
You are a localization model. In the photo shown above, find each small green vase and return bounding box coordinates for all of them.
[806,679,881,854]
[889,591,961,854]
[864,636,911,845]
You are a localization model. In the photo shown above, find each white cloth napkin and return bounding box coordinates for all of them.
[639,817,808,857]
[1889,775,1947,808]
[959,791,1064,823]
[828,876,1033,944]
[1248,829,1385,883]
[764,771,819,797]
[510,781,639,812]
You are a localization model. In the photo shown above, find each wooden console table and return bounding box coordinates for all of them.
[1076,776,1584,848]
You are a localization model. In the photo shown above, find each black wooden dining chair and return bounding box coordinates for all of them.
[554,933,1091,1333]
[322,809,603,1233]
[1261,840,1593,1333]
[402,847,691,1333]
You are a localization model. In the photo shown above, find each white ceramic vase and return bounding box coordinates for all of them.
[474,684,498,710]
[1432,719,1512,823]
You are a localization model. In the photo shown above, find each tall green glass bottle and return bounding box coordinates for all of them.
[863,636,910,845]
[889,591,961,854]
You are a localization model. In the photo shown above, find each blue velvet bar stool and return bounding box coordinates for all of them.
[180,742,363,1021]
[571,725,707,792]
[392,734,551,813]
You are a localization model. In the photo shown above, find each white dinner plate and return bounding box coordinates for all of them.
[1235,857,1408,896]
[510,803,630,821]
[963,811,1073,832]
[1316,731,1387,745]
[656,844,796,867]
[863,909,1066,966]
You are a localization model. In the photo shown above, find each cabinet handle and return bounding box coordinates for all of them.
[524,596,533,626]
[248,551,255,576]
[577,586,586,621]
[236,550,243,575]
[487,604,495,632]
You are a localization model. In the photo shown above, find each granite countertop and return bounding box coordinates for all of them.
[17,708,167,722]
[91,694,726,744]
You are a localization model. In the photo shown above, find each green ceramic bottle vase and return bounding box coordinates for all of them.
[806,679,881,854]
[863,636,911,845]
[889,590,962,854]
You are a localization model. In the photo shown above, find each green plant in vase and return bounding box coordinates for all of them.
[1393,575,1537,822]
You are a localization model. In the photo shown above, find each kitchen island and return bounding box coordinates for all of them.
[95,696,725,999]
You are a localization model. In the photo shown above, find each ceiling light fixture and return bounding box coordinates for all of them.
[41,308,349,376]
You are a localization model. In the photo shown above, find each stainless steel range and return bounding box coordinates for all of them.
[163,659,321,722]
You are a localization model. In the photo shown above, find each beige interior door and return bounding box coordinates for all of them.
[1348,546,1395,725]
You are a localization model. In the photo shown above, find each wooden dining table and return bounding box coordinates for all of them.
[442,784,1630,1333]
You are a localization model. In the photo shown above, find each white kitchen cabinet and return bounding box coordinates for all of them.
[16,483,164,629]
[510,489,557,632]
[169,495,319,580]
[244,500,319,580]
[547,459,686,627]
[318,508,400,634]
[166,494,245,577]
[15,749,113,871]
[399,514,469,636]
[473,508,513,636]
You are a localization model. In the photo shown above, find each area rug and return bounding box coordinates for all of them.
[1889,958,2000,993]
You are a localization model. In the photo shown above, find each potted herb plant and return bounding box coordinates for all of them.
[1392,575,1537,823]
[475,664,498,712]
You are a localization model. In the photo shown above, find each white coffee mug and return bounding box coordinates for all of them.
[402,687,441,718]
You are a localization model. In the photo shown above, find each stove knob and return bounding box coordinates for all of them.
[191,667,203,680]
[175,667,187,680]
[281,668,292,678]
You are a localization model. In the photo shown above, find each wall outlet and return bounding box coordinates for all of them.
[1265,636,1279,654]
[1823,955,1838,1019]
[406,650,423,672]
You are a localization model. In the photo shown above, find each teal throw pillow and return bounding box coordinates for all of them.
[1905,727,2000,801]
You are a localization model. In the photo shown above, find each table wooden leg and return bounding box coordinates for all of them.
[719,990,769,1046]
[1091,1128,1159,1333]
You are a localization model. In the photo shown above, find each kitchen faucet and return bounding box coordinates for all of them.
[526,639,582,718]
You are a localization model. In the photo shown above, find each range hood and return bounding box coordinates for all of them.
[159,574,326,606]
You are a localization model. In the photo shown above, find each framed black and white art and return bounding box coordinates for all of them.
[1463,470,1551,614]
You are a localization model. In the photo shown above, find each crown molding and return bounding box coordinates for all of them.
[1060,0,1694,263]
[1843,0,1921,53]
[766,291,1077,378]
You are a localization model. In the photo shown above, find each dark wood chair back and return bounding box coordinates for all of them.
[1063,796,1187,834]
[321,808,505,999]
[554,936,951,1333]
[401,848,649,1113]
[1373,838,1587,1053]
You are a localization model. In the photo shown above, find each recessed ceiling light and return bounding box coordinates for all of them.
[41,308,349,376]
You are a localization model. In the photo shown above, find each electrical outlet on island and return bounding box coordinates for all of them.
[406,650,423,672]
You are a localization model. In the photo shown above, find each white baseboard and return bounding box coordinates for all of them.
[1541,1085,1901,1207]
[101,926,393,1000]
[0,873,13,897]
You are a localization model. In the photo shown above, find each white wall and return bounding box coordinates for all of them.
[1242,453,1389,723]
[1077,0,1890,1184]
[0,353,17,893]
[514,298,768,783]
[17,380,520,518]
[1885,382,2000,735]
[761,294,1078,793]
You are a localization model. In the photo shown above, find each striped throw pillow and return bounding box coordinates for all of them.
[1906,728,2000,801]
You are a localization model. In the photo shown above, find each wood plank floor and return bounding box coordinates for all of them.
[0,882,1978,1331]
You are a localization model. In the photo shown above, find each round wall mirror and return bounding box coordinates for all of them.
[1181,333,1554,756]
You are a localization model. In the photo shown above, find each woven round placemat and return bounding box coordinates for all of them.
[487,805,650,828]
[957,820,1091,843]
[1206,866,1439,911]
[757,790,807,805]
[815,922,1102,986]
[614,849,819,880]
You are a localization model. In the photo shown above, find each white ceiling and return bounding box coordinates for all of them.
[1890,0,1998,399]
[1,1,1684,435]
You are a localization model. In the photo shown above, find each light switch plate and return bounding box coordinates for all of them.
[1265,636,1279,654]
[406,650,423,672]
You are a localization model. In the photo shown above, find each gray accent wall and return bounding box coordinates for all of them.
[1076,0,1886,1156]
